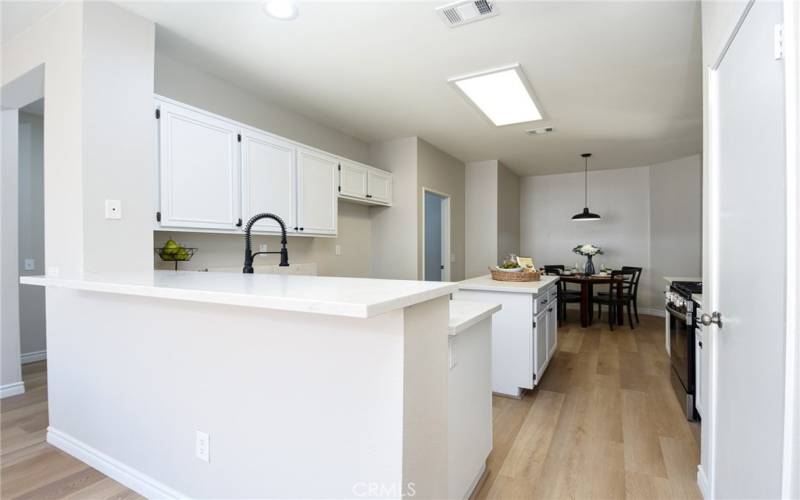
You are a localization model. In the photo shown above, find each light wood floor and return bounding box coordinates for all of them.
[474,314,701,500]
[1,315,699,499]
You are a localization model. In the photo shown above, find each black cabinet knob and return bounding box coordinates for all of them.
[293,227,298,231]
[300,227,304,231]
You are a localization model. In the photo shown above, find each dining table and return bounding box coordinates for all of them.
[558,273,625,328]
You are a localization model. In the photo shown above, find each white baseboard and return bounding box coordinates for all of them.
[464,461,487,500]
[47,427,184,499]
[697,464,710,498]
[0,381,25,399]
[21,349,46,364]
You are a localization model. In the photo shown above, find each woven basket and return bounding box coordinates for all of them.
[489,267,541,282]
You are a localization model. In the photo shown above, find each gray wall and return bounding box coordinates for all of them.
[368,137,419,280]
[497,162,520,262]
[465,161,498,278]
[18,111,46,358]
[417,138,465,282]
[153,51,376,278]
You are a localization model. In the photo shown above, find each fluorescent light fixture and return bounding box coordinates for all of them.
[263,0,299,20]
[449,64,542,126]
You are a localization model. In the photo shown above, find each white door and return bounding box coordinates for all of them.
[297,148,338,235]
[708,2,786,497]
[339,161,367,199]
[158,102,239,229]
[367,169,392,204]
[241,129,296,233]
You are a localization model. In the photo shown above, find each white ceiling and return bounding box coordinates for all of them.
[4,1,703,176]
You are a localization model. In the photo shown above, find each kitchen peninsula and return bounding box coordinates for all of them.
[21,271,460,499]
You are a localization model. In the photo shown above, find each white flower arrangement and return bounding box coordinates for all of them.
[573,244,603,256]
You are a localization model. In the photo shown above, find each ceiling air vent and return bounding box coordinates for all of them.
[436,0,499,28]
[526,126,555,136]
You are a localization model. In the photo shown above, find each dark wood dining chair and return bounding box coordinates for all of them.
[544,265,580,325]
[621,266,643,324]
[594,269,636,330]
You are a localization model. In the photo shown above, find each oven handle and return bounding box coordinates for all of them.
[666,304,688,322]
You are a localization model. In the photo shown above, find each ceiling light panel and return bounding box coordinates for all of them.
[449,64,543,126]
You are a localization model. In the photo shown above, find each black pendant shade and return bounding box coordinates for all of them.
[572,153,601,221]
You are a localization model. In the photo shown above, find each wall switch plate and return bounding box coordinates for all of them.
[105,199,122,220]
[259,244,268,253]
[47,266,60,277]
[451,253,456,263]
[195,431,210,463]
[24,258,35,271]
[335,244,342,256]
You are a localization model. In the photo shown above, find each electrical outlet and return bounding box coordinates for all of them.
[105,199,122,220]
[195,431,210,463]
[335,244,341,256]
[259,244,268,253]
[47,266,60,277]
[24,258,35,271]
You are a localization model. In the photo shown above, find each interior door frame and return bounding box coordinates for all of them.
[421,187,451,282]
[705,1,800,497]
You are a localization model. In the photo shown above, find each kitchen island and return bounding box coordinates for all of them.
[455,275,559,397]
[21,271,460,499]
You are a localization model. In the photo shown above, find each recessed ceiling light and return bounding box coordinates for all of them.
[449,64,543,126]
[263,0,299,20]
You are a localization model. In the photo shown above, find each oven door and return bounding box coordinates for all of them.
[667,303,694,393]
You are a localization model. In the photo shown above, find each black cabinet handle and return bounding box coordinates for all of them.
[293,227,298,231]
[299,227,304,231]
[236,218,242,227]
[366,194,373,199]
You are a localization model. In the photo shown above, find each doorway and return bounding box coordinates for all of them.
[423,189,451,282]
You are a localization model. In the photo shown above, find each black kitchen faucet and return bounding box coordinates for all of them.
[243,213,289,273]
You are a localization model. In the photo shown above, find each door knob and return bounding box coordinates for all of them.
[700,312,722,328]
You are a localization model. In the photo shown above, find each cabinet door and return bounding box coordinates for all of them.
[367,169,392,204]
[533,309,548,384]
[547,299,558,358]
[241,129,296,233]
[159,102,239,229]
[339,161,368,199]
[297,148,338,235]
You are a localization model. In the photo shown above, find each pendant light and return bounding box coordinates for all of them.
[572,153,602,221]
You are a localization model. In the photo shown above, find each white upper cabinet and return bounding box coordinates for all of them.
[297,148,338,235]
[367,169,392,204]
[339,161,368,199]
[158,101,239,229]
[241,128,296,233]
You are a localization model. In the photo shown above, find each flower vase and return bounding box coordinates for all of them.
[584,255,595,275]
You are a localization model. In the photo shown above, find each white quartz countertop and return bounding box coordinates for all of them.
[458,274,559,294]
[449,300,502,336]
[20,271,459,319]
[663,276,702,283]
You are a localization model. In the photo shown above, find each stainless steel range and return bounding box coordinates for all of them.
[666,281,702,421]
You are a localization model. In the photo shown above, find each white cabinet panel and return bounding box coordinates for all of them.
[367,169,392,204]
[241,129,296,233]
[534,309,548,383]
[158,102,238,229]
[547,291,558,358]
[297,148,337,235]
[339,161,368,199]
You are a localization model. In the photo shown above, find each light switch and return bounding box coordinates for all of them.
[105,200,122,220]
[451,253,456,263]
[335,244,342,256]
[24,258,35,271]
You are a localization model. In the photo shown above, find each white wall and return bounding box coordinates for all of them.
[18,111,46,358]
[369,137,419,280]
[154,203,372,277]
[417,138,466,281]
[465,161,498,278]
[521,156,702,310]
[521,166,654,305]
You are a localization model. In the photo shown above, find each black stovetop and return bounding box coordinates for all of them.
[671,281,703,298]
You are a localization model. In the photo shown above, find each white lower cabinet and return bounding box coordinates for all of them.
[454,280,559,398]
[297,148,338,235]
[158,100,239,230]
[240,128,296,232]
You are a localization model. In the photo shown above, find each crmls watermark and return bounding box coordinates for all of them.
[352,481,416,497]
